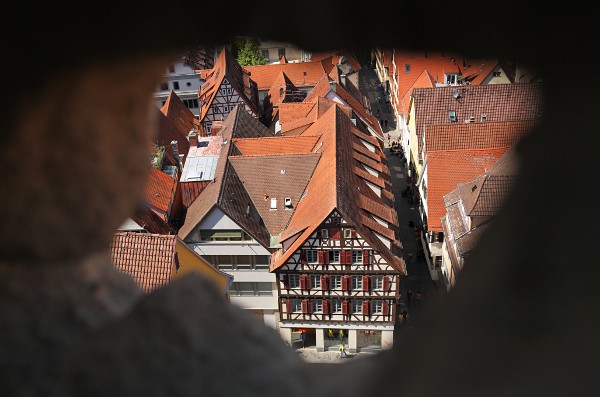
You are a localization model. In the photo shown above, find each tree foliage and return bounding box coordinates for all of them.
[232,37,266,66]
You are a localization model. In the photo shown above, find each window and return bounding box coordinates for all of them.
[184,99,199,109]
[236,255,252,270]
[291,298,302,312]
[310,275,321,290]
[160,82,168,91]
[261,49,269,60]
[373,276,384,290]
[352,300,363,314]
[205,122,212,135]
[329,250,340,263]
[344,229,352,239]
[312,300,323,313]
[255,256,270,270]
[352,251,363,264]
[216,255,233,270]
[331,275,342,289]
[168,64,175,73]
[200,230,251,241]
[321,229,329,239]
[173,81,180,90]
[373,300,383,314]
[270,198,277,210]
[445,73,458,85]
[306,250,317,263]
[278,48,286,58]
[186,82,192,87]
[237,282,255,296]
[435,256,443,268]
[256,282,272,296]
[493,71,501,77]
[352,276,363,290]
[288,274,300,289]
[448,110,457,122]
[332,299,342,313]
[405,63,410,73]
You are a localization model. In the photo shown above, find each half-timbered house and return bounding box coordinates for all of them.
[270,103,405,353]
[198,47,259,136]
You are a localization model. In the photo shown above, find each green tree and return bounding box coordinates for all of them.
[232,37,266,66]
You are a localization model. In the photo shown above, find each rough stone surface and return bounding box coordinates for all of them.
[1,2,599,396]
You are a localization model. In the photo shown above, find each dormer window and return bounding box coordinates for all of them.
[270,198,277,210]
[284,197,292,209]
[448,110,457,122]
[445,73,459,85]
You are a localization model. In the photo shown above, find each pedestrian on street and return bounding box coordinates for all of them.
[338,329,345,343]
[339,343,348,358]
[401,309,408,324]
[407,290,413,307]
[416,291,422,305]
[301,330,307,348]
[328,329,334,341]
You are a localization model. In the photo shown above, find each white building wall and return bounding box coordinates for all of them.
[154,58,202,116]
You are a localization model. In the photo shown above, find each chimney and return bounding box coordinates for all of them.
[170,140,180,167]
[188,129,198,147]
[211,120,223,136]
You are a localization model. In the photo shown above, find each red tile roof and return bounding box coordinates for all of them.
[244,60,329,91]
[198,47,258,126]
[271,104,405,273]
[154,107,190,166]
[110,232,178,293]
[233,136,319,156]
[278,102,315,124]
[160,90,200,137]
[311,51,362,73]
[144,167,177,218]
[426,148,507,231]
[413,83,543,158]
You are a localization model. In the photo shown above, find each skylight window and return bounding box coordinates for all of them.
[270,198,277,210]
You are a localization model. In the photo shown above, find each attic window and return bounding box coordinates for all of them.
[405,64,410,73]
[284,197,292,208]
[270,198,277,210]
[493,71,501,77]
[471,185,478,192]
[303,71,307,76]
[448,110,457,122]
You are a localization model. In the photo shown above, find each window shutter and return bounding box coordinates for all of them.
[341,275,351,291]
[342,300,351,315]
[300,250,307,264]
[362,276,372,292]
[350,229,356,238]
[307,275,312,290]
[286,299,292,314]
[383,276,390,291]
[347,250,353,264]
[317,250,325,264]
[283,274,290,289]
[302,299,311,314]
[363,250,371,265]
[322,300,330,314]
[382,301,390,315]
[300,275,307,290]
[362,301,371,315]
[321,275,330,291]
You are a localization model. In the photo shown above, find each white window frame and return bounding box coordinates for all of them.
[288,274,300,289]
[329,250,340,263]
[312,300,323,313]
[310,275,321,289]
[321,228,329,239]
[352,275,363,290]
[373,300,383,314]
[331,275,342,289]
[291,298,302,312]
[373,275,384,290]
[306,250,318,263]
[352,251,363,264]
[352,300,363,314]
[344,229,352,238]
[332,299,342,313]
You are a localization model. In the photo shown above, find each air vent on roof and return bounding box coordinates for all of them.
[280,169,286,174]
[471,185,478,192]
[452,90,460,100]
[468,116,475,123]
[481,114,487,122]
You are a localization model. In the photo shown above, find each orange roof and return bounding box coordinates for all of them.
[271,104,404,273]
[198,47,258,124]
[154,107,190,166]
[464,59,500,85]
[426,148,507,231]
[311,51,362,72]
[244,60,329,91]
[144,167,177,217]
[278,102,316,124]
[233,136,319,156]
[160,90,200,136]
[399,69,436,119]
[110,233,178,293]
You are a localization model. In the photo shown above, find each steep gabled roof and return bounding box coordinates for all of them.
[413,83,544,157]
[229,153,321,235]
[271,105,405,273]
[110,233,178,293]
[311,51,362,73]
[463,59,501,85]
[399,69,436,119]
[244,60,329,91]
[144,167,177,218]
[177,106,273,245]
[264,71,305,123]
[198,47,258,124]
[427,148,508,231]
[160,90,200,135]
[154,107,191,166]
[127,206,175,235]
